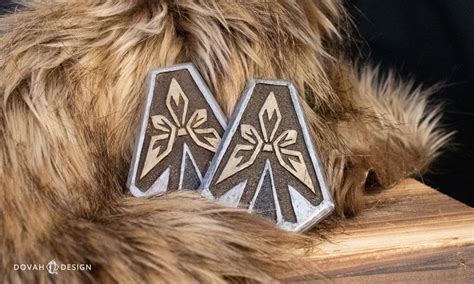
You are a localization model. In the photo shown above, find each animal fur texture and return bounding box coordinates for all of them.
[0,0,450,282]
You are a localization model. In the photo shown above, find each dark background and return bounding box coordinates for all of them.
[0,1,15,14]
[346,0,473,206]
[1,1,472,206]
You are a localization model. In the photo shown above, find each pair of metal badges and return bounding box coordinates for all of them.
[127,64,334,232]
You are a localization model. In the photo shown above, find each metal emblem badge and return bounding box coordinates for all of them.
[127,64,227,197]
[200,80,334,232]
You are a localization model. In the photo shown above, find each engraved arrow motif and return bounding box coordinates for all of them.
[216,92,315,192]
[140,78,221,179]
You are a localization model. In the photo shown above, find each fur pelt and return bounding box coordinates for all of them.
[0,0,450,282]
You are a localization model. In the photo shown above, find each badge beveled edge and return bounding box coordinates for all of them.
[200,79,334,232]
[127,63,227,197]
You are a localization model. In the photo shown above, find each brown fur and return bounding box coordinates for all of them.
[0,0,450,282]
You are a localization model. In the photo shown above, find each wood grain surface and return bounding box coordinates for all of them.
[281,179,474,283]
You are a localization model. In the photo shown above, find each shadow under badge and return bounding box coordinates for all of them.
[127,64,227,197]
[200,80,334,232]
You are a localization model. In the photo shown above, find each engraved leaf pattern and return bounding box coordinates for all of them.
[166,78,189,127]
[217,143,263,184]
[140,78,221,179]
[190,128,221,152]
[274,147,315,192]
[259,92,281,142]
[188,109,207,128]
[216,124,263,184]
[241,124,260,144]
[216,92,315,193]
[141,115,176,178]
[275,129,297,147]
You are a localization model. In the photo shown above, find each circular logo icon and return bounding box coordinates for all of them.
[47,260,59,275]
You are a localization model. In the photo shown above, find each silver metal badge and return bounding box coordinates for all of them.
[127,64,227,197]
[200,80,334,232]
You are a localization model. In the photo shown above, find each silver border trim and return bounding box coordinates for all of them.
[200,79,334,232]
[127,63,227,197]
